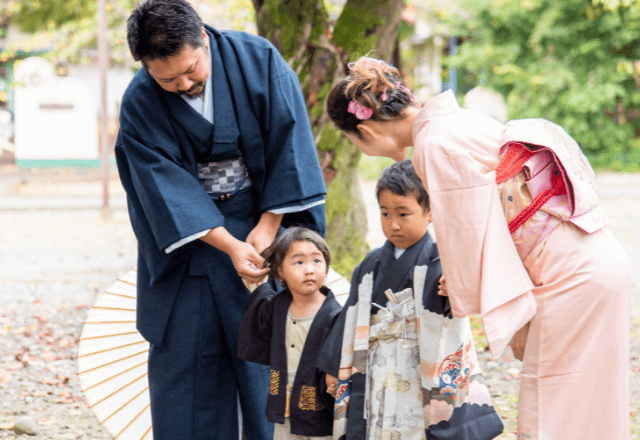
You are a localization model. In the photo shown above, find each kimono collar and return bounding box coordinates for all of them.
[281,285,331,299]
[157,28,239,146]
[372,232,433,308]
[412,89,459,140]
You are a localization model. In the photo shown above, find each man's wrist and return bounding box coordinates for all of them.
[257,212,283,234]
[200,226,240,256]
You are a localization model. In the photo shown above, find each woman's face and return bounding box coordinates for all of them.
[345,126,409,162]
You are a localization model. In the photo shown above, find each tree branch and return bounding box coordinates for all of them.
[288,20,313,69]
[252,0,264,13]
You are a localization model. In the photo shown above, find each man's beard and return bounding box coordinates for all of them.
[179,82,205,98]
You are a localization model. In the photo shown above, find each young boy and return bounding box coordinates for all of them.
[318,160,503,440]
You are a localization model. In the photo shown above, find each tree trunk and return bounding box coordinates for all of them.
[254,0,404,277]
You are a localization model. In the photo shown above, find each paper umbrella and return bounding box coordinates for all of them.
[77,267,350,440]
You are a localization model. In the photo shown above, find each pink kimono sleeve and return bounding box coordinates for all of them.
[412,109,537,358]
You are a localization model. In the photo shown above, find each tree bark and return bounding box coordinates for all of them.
[254,0,404,277]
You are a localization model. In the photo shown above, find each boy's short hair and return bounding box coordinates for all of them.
[375,159,429,210]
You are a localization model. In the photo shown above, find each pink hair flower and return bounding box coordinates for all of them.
[348,100,373,120]
[381,87,388,101]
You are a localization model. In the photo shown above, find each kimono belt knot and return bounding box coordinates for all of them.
[371,296,417,343]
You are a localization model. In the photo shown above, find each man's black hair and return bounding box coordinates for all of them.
[127,0,204,63]
[375,159,430,210]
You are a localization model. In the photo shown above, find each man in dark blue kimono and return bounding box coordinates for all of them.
[115,1,326,439]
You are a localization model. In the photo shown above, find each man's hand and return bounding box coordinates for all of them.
[325,374,337,398]
[199,227,269,284]
[437,275,448,296]
[228,241,270,285]
[246,212,283,255]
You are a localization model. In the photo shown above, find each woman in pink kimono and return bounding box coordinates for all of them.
[325,57,631,440]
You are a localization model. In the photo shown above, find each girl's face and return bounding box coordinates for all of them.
[345,130,409,162]
[278,241,327,297]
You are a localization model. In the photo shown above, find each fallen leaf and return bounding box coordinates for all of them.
[37,418,56,426]
[39,377,61,386]
[53,390,82,404]
[0,421,15,430]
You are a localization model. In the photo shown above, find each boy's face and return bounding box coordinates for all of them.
[378,189,431,250]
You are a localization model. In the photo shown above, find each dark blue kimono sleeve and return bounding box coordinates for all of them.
[259,60,326,234]
[213,30,326,235]
[117,130,225,254]
[237,284,277,365]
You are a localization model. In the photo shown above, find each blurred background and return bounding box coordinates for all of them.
[0,1,638,438]
[2,0,640,271]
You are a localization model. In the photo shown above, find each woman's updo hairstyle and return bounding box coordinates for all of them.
[327,57,418,138]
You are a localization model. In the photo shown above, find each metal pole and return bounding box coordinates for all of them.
[448,36,458,97]
[98,0,110,213]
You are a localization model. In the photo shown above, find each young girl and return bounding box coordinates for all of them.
[238,227,342,440]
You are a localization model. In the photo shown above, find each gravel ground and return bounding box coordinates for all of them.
[0,164,638,439]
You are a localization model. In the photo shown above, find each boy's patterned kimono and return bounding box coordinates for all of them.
[317,233,503,440]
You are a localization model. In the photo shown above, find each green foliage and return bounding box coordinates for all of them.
[446,0,640,169]
[332,2,383,56]
[258,0,328,59]
[1,0,136,67]
[317,123,369,279]
[358,155,394,181]
[0,0,257,67]
[4,0,95,33]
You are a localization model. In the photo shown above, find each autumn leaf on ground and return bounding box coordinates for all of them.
[0,421,14,430]
[59,337,73,348]
[56,375,70,385]
[53,391,83,404]
[37,418,56,426]
[40,377,62,386]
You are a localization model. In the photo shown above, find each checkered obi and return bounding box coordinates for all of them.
[197,157,252,201]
